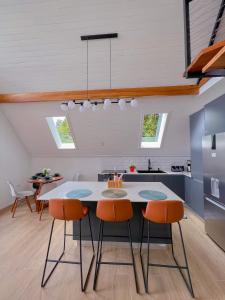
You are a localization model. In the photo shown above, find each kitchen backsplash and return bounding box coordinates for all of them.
[99,156,190,172]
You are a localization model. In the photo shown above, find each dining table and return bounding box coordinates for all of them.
[38,181,183,242]
[28,176,63,212]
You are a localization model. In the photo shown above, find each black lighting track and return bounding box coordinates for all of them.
[81,33,118,41]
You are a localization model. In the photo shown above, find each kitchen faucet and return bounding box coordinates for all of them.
[148,158,152,171]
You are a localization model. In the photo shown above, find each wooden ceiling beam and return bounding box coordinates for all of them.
[0,85,199,103]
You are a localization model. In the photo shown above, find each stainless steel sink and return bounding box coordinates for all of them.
[137,169,166,174]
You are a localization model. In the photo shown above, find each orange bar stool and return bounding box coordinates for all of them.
[93,199,139,293]
[41,199,95,292]
[140,200,194,297]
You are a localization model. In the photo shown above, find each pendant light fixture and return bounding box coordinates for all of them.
[60,33,138,112]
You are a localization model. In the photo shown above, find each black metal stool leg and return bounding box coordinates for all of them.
[177,222,195,298]
[146,220,150,293]
[139,217,144,255]
[79,219,84,291]
[93,220,103,290]
[41,219,65,287]
[63,220,66,253]
[127,220,139,293]
[139,218,147,291]
[170,224,175,256]
[88,212,95,253]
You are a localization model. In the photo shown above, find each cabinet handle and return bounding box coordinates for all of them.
[205,197,225,211]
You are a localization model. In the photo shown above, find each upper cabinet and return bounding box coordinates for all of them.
[205,94,225,135]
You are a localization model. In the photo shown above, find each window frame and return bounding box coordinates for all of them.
[46,116,76,150]
[139,113,168,149]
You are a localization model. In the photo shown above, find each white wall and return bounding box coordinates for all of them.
[0,109,31,209]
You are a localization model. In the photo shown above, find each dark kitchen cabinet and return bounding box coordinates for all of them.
[185,176,191,205]
[123,174,156,182]
[189,109,205,217]
[190,109,204,181]
[157,175,185,199]
[190,178,204,218]
[205,94,225,135]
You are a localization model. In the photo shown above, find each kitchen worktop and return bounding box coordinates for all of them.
[123,171,192,177]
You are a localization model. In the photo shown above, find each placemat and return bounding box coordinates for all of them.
[66,189,92,198]
[138,190,167,200]
[102,189,127,198]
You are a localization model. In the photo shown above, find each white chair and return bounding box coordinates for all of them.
[72,172,80,181]
[7,181,34,218]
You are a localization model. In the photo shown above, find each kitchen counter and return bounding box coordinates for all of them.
[99,172,187,202]
[39,181,179,243]
[125,171,192,177]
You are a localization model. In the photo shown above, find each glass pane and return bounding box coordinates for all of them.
[143,114,160,138]
[141,113,167,148]
[47,116,75,149]
[53,117,73,144]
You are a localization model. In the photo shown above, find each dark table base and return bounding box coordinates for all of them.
[73,202,171,244]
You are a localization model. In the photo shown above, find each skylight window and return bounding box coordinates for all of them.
[46,116,75,149]
[141,113,167,148]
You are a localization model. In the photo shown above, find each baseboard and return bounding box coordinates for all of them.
[0,204,11,216]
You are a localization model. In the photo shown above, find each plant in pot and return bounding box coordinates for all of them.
[129,164,136,173]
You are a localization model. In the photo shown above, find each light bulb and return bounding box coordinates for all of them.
[83,100,91,109]
[68,101,76,110]
[118,99,126,110]
[92,104,99,112]
[60,103,68,111]
[104,99,111,107]
[118,99,126,107]
[130,99,138,107]
[79,105,85,112]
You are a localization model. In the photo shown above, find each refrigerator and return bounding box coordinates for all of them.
[203,132,225,251]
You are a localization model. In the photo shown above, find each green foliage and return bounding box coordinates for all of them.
[143,114,159,137]
[56,118,73,144]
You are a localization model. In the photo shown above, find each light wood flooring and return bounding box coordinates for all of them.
[0,202,225,300]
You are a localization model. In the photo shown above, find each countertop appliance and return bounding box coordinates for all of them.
[203,133,225,251]
[100,170,126,181]
[171,165,184,172]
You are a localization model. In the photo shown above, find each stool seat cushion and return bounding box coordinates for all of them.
[49,199,88,221]
[142,200,184,224]
[96,199,133,222]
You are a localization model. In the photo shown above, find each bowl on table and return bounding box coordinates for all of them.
[54,173,61,177]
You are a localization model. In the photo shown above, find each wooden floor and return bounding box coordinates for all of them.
[0,202,225,300]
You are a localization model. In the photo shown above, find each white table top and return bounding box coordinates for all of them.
[38,181,183,203]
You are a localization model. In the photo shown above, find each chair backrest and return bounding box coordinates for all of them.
[72,172,80,181]
[7,181,17,197]
[96,199,133,222]
[144,200,184,224]
[48,198,85,221]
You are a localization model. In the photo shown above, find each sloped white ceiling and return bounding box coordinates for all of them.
[1,96,200,157]
[190,0,223,60]
[0,0,196,93]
